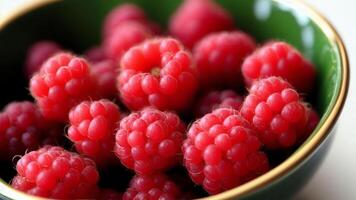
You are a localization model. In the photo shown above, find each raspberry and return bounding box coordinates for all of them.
[302,108,320,142]
[193,31,256,90]
[169,0,234,49]
[29,53,98,122]
[98,189,123,200]
[123,173,182,200]
[25,40,61,79]
[103,3,146,36]
[240,77,311,149]
[84,46,107,63]
[118,38,198,111]
[104,21,152,62]
[0,101,63,160]
[91,60,118,99]
[12,146,99,199]
[68,99,121,165]
[195,90,243,117]
[183,108,269,194]
[115,108,185,175]
[242,41,316,93]
[103,3,160,37]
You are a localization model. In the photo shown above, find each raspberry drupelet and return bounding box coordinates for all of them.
[195,90,244,117]
[29,53,98,122]
[123,173,182,200]
[183,108,269,194]
[68,99,121,166]
[115,108,185,175]
[91,60,118,99]
[240,76,312,149]
[118,38,198,111]
[169,0,234,49]
[0,101,63,160]
[104,21,153,62]
[12,146,99,199]
[25,40,61,79]
[103,3,160,37]
[193,31,257,90]
[242,41,316,93]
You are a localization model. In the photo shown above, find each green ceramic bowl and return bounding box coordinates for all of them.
[0,0,349,199]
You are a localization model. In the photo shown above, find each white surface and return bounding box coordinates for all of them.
[0,0,355,199]
[293,1,356,200]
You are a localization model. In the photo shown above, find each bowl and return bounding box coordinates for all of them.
[0,0,349,199]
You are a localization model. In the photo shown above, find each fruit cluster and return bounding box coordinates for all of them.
[2,0,320,199]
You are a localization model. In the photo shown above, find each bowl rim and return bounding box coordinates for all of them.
[0,0,349,199]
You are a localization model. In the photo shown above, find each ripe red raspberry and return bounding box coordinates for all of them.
[302,108,320,142]
[195,90,243,117]
[118,38,198,111]
[115,108,185,175]
[97,189,123,200]
[91,60,118,99]
[0,101,63,160]
[103,3,146,36]
[12,146,99,199]
[242,41,316,93]
[169,0,234,49]
[103,3,160,37]
[84,46,107,63]
[183,108,269,194]
[29,53,98,122]
[194,31,256,90]
[123,173,182,200]
[240,76,312,149]
[68,99,121,165]
[25,40,61,79]
[104,21,152,62]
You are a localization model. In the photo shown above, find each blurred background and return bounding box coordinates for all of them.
[0,0,355,199]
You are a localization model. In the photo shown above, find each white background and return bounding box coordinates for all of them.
[0,0,355,199]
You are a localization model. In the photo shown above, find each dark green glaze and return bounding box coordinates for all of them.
[0,0,344,199]
[239,129,335,200]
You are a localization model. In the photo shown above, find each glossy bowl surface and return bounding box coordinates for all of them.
[0,0,348,199]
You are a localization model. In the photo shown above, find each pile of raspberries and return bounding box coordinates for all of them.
[3,0,319,199]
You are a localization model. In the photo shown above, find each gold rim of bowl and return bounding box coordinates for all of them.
[0,0,349,199]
